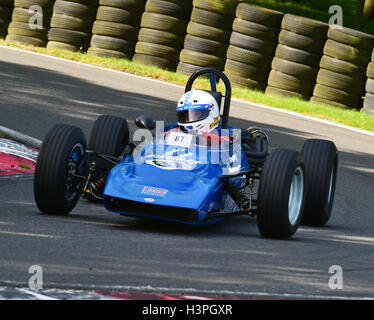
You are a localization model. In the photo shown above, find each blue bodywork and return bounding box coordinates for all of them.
[103,127,250,225]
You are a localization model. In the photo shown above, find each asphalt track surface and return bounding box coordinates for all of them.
[0,46,374,299]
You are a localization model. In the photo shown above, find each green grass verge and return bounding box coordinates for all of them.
[0,39,373,132]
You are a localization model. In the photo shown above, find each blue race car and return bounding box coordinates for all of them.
[34,68,338,239]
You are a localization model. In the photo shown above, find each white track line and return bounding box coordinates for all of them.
[1,45,373,138]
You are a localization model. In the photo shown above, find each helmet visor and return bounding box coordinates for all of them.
[177,108,211,123]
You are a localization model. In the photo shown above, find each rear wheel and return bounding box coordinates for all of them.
[84,115,130,201]
[34,125,87,215]
[257,149,306,239]
[301,139,338,226]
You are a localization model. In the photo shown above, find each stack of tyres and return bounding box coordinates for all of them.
[0,0,13,38]
[362,50,374,115]
[311,27,374,109]
[133,0,192,70]
[224,3,283,91]
[47,0,99,52]
[177,0,237,76]
[88,0,145,59]
[266,14,328,100]
[6,0,54,47]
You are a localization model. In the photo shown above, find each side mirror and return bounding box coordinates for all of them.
[135,115,156,130]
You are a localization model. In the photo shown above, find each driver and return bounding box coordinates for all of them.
[176,89,220,133]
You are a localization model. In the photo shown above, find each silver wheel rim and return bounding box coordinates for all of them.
[288,167,304,226]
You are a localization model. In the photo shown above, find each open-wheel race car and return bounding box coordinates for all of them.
[34,67,338,239]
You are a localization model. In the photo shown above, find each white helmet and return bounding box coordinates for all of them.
[176,90,220,132]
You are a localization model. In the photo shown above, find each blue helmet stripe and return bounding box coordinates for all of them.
[177,103,211,112]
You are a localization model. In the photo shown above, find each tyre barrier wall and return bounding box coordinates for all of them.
[87,0,145,59]
[177,0,237,76]
[1,0,374,115]
[0,0,13,39]
[224,3,283,91]
[47,0,99,52]
[6,0,54,47]
[266,14,329,100]
[311,27,374,109]
[133,0,192,71]
[363,49,374,115]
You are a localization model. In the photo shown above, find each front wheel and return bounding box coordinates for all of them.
[34,125,87,215]
[301,139,338,226]
[257,149,306,239]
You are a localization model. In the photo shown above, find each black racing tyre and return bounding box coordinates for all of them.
[265,86,308,100]
[183,34,227,57]
[367,62,374,79]
[90,34,135,53]
[324,39,371,66]
[190,7,231,29]
[282,14,329,39]
[316,68,365,94]
[85,115,129,202]
[89,115,129,158]
[99,0,145,12]
[6,34,46,46]
[225,72,266,91]
[140,12,188,34]
[279,29,325,54]
[96,6,141,26]
[34,125,87,215]
[193,0,237,15]
[92,20,138,41]
[268,70,314,96]
[230,31,277,55]
[232,18,280,41]
[146,0,191,20]
[320,55,366,77]
[366,79,374,94]
[176,61,207,77]
[50,13,91,33]
[132,53,176,70]
[47,41,80,51]
[7,22,47,40]
[12,7,51,25]
[226,45,273,66]
[15,0,53,8]
[179,48,225,69]
[48,28,89,47]
[236,3,283,27]
[187,21,231,42]
[363,93,374,114]
[135,41,179,60]
[138,28,183,46]
[310,96,351,109]
[53,0,96,18]
[257,149,306,239]
[328,27,374,51]
[301,139,338,226]
[275,44,321,67]
[224,59,269,82]
[313,84,362,108]
[87,46,132,59]
[271,57,318,81]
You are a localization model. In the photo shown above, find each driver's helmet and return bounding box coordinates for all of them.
[176,89,220,132]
